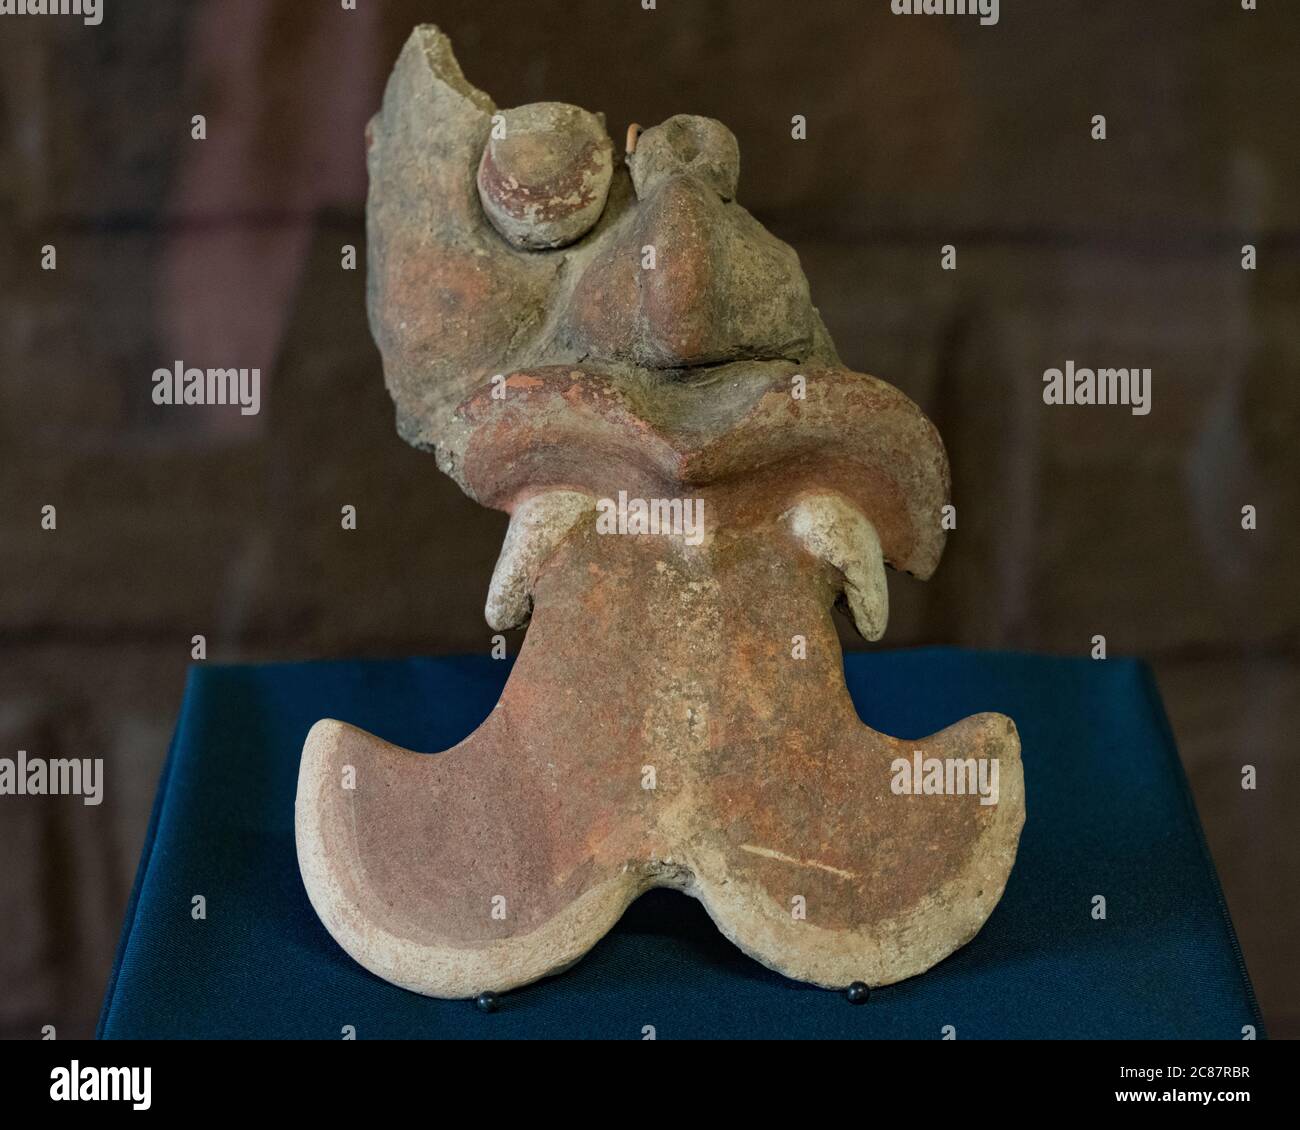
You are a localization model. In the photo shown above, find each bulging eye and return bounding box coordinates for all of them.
[628,115,739,202]
[477,102,614,251]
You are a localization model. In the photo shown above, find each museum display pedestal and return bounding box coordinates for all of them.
[98,649,1263,1040]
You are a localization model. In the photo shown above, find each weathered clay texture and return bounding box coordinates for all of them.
[298,24,1025,997]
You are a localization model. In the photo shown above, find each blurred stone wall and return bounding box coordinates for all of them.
[0,0,1296,1037]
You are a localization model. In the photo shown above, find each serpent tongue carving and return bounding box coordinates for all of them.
[296,25,1025,997]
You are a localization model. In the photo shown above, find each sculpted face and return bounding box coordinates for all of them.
[365,25,945,584]
[489,106,824,374]
[367,35,832,416]
[295,25,1025,1000]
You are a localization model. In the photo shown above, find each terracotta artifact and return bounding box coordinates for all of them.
[296,25,1025,998]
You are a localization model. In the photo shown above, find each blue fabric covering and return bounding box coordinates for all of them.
[98,649,1263,1039]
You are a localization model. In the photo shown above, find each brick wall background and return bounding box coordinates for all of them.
[1,0,1296,1037]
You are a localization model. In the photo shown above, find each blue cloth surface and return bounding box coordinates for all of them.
[98,649,1263,1039]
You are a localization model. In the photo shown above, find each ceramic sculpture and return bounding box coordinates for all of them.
[296,26,1025,998]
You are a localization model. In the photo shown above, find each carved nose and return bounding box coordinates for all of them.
[564,119,817,371]
[634,174,731,366]
[623,116,741,366]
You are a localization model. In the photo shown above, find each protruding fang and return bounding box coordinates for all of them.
[486,491,594,630]
[783,493,889,641]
